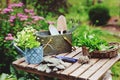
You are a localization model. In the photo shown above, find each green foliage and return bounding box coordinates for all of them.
[111,61,120,77]
[67,0,89,24]
[0,73,17,80]
[14,27,40,50]
[0,65,39,80]
[34,0,69,17]
[88,4,110,26]
[73,24,109,52]
[0,2,47,73]
[101,0,120,16]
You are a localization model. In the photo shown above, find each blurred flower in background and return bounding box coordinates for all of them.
[5,33,14,41]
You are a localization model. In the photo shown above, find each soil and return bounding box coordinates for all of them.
[102,16,120,37]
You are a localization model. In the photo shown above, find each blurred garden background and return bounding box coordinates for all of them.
[0,0,120,80]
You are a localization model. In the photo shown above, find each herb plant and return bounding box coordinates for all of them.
[77,32,108,52]
[73,24,115,52]
[14,27,40,50]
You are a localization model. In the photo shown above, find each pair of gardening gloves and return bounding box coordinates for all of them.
[37,56,69,73]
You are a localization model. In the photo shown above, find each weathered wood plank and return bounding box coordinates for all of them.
[89,55,120,80]
[65,48,82,57]
[14,66,64,79]
[57,52,68,56]
[19,62,29,67]
[61,62,81,75]
[70,58,98,77]
[12,57,25,65]
[14,60,63,79]
[57,52,84,80]
[79,59,109,79]
[60,52,83,75]
[27,64,39,68]
[56,49,82,75]
[74,52,83,59]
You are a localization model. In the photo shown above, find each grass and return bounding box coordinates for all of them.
[68,0,120,18]
[98,29,120,42]
[102,0,120,16]
[112,61,120,80]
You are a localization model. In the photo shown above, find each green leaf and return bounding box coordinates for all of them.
[14,26,40,50]
[0,73,8,80]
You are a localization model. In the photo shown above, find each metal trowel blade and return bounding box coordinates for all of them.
[49,24,59,35]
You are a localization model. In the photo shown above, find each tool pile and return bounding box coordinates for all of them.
[36,15,73,55]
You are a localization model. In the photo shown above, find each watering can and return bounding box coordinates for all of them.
[13,43,43,64]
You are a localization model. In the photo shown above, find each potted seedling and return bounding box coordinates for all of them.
[14,26,43,64]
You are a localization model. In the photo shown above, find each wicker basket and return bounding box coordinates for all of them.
[82,42,120,58]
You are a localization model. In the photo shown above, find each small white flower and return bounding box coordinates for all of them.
[88,34,95,39]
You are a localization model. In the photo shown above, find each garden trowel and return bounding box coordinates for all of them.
[57,15,67,34]
[49,24,59,35]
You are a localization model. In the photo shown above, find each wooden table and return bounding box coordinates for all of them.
[12,47,120,80]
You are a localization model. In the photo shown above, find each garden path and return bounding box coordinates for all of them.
[102,16,120,37]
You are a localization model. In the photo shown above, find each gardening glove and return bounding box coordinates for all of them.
[37,57,67,73]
